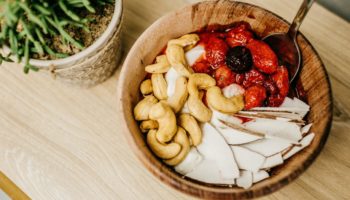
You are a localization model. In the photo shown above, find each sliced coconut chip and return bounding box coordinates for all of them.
[244,118,302,142]
[283,133,315,160]
[175,148,203,175]
[185,45,205,66]
[301,123,313,136]
[236,171,253,189]
[222,84,245,98]
[243,138,291,157]
[165,67,181,97]
[247,107,308,120]
[215,124,262,145]
[234,112,305,125]
[210,110,242,128]
[280,97,295,107]
[252,170,269,183]
[186,159,235,184]
[261,153,283,169]
[195,123,240,179]
[231,146,266,172]
[292,98,310,111]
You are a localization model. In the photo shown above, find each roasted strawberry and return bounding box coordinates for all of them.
[243,69,266,88]
[266,94,285,107]
[244,85,267,110]
[205,37,228,69]
[271,65,289,97]
[192,60,211,74]
[213,65,236,88]
[235,73,245,85]
[199,32,226,46]
[247,39,278,74]
[226,29,254,47]
[264,79,279,95]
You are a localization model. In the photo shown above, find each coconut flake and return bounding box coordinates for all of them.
[283,133,315,160]
[165,67,181,97]
[210,110,242,128]
[215,124,262,145]
[280,97,295,107]
[244,118,302,142]
[231,146,266,172]
[185,45,205,66]
[175,148,203,174]
[186,159,235,184]
[197,123,240,178]
[252,170,269,183]
[301,123,313,136]
[222,84,245,98]
[242,138,291,157]
[261,153,283,169]
[236,171,253,189]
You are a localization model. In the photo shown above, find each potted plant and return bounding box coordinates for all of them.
[0,0,123,87]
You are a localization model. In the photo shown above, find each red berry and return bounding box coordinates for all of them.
[247,39,278,74]
[244,85,267,110]
[226,28,254,47]
[214,65,236,88]
[198,32,226,46]
[235,73,245,85]
[243,69,266,88]
[267,94,285,107]
[271,66,289,97]
[205,37,228,69]
[264,79,279,95]
[192,60,211,74]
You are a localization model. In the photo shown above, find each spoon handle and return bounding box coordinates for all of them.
[288,0,315,39]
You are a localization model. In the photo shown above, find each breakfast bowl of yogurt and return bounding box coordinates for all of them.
[117,1,332,199]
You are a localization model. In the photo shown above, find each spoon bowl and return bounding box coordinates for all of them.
[263,0,315,83]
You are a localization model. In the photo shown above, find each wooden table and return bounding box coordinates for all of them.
[1,0,349,199]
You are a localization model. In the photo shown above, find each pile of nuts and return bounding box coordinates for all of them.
[133,34,245,165]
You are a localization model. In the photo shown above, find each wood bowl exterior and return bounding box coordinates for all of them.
[117,1,333,199]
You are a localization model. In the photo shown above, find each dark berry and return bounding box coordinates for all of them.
[226,46,253,73]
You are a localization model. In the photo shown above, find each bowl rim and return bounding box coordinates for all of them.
[117,1,333,199]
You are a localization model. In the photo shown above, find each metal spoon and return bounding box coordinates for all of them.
[263,0,315,83]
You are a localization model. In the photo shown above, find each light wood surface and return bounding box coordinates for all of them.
[0,0,349,199]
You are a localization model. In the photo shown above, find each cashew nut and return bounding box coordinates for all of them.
[167,76,188,113]
[168,34,200,47]
[166,44,193,77]
[147,130,181,159]
[178,114,202,146]
[207,86,245,114]
[140,79,153,95]
[163,127,190,166]
[188,73,216,97]
[134,95,158,121]
[145,55,170,73]
[140,120,159,133]
[151,73,168,100]
[149,102,177,143]
[188,95,212,122]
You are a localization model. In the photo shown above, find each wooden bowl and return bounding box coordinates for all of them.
[117,1,332,199]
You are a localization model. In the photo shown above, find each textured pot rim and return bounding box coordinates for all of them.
[118,1,333,199]
[2,0,123,69]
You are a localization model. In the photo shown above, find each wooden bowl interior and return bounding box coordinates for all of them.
[118,1,332,199]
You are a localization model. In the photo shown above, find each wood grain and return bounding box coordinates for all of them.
[0,0,349,199]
